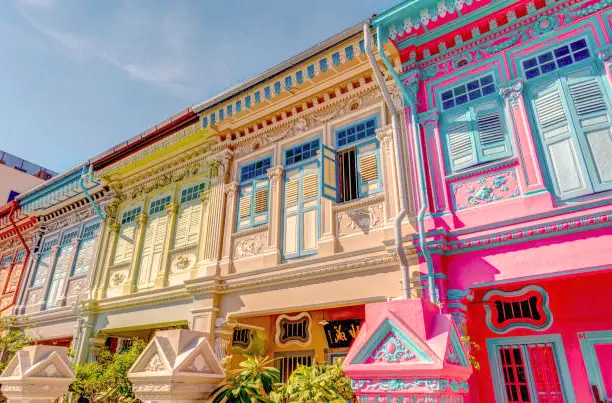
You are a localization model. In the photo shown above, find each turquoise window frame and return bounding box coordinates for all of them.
[281,155,321,260]
[237,156,272,231]
[518,35,612,200]
[487,334,576,403]
[333,115,383,201]
[578,330,612,402]
[31,236,58,287]
[438,73,512,173]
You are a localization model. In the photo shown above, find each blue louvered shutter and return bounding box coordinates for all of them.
[356,140,382,198]
[252,178,269,226]
[474,101,511,163]
[320,144,338,202]
[531,79,593,199]
[447,110,477,170]
[566,70,612,191]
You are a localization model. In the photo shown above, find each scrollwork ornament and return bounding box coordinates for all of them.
[599,46,612,66]
[224,182,239,198]
[402,72,420,106]
[418,110,439,139]
[375,126,393,152]
[499,80,523,110]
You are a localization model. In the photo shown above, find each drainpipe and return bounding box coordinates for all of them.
[365,23,437,303]
[0,201,31,313]
[363,24,411,300]
[79,164,104,221]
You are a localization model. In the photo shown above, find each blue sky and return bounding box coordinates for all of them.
[0,0,399,172]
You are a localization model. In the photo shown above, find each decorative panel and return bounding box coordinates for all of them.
[450,168,521,211]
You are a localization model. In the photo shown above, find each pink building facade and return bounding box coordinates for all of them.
[366,0,612,401]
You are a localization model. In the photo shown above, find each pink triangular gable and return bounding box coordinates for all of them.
[344,299,473,380]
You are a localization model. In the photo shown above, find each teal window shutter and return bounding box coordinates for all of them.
[252,178,269,225]
[356,140,382,198]
[320,144,338,202]
[565,72,612,190]
[531,79,593,199]
[447,110,477,171]
[474,101,511,162]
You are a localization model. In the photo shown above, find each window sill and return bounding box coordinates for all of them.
[445,157,519,183]
[232,224,269,239]
[332,193,384,213]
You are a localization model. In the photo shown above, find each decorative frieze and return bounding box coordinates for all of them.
[232,227,269,259]
[450,168,521,211]
[336,202,384,236]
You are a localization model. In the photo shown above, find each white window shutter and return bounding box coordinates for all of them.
[74,238,94,275]
[567,74,612,187]
[176,202,203,248]
[114,225,135,265]
[532,81,592,199]
[447,111,477,170]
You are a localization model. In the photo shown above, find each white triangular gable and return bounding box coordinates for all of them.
[25,351,74,379]
[130,340,171,373]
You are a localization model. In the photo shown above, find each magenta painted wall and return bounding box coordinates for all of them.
[468,270,612,401]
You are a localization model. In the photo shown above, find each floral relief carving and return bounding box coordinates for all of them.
[111,271,127,287]
[67,279,85,296]
[171,253,195,273]
[337,202,384,236]
[451,168,521,211]
[144,353,164,372]
[233,232,268,259]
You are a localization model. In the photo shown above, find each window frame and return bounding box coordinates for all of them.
[518,35,612,200]
[237,156,272,231]
[331,115,382,203]
[438,73,512,173]
[487,334,576,403]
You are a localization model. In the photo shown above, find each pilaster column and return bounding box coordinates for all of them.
[36,245,61,311]
[91,197,121,300]
[376,125,400,222]
[95,222,120,300]
[417,110,446,213]
[400,70,424,213]
[499,80,546,194]
[195,182,226,278]
[264,166,284,262]
[445,288,473,350]
[16,251,40,315]
[55,236,81,307]
[155,202,179,288]
[123,213,147,294]
[219,182,239,263]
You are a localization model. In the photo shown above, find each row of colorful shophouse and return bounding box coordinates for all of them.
[1,0,612,401]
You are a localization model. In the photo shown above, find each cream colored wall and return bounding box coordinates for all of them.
[0,164,45,203]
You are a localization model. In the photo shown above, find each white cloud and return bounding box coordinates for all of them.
[15,1,199,99]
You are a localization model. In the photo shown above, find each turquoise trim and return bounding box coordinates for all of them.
[578,330,612,401]
[487,334,576,403]
[483,285,553,334]
[352,318,433,364]
[237,156,273,232]
[449,325,469,367]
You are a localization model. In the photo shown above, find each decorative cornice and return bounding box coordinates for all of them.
[424,210,612,255]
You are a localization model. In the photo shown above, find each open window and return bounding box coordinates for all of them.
[321,116,382,203]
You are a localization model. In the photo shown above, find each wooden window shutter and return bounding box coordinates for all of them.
[302,172,319,200]
[447,111,477,170]
[320,144,338,202]
[238,191,252,219]
[356,140,381,197]
[475,102,509,161]
[254,188,268,214]
[567,73,612,188]
[285,178,299,206]
[114,225,135,265]
[532,80,592,199]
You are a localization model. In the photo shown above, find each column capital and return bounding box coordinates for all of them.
[400,70,420,106]
[418,109,439,127]
[266,166,284,181]
[599,45,612,64]
[211,149,234,180]
[110,223,121,234]
[165,202,179,216]
[136,213,148,226]
[224,182,239,197]
[375,125,394,152]
[499,79,523,109]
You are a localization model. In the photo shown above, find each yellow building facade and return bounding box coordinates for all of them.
[73,25,420,375]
